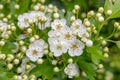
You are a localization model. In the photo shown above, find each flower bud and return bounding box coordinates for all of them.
[53,67,59,72]
[98,16,104,22]
[86,40,93,47]
[98,7,104,13]
[68,58,73,63]
[74,5,80,10]
[70,16,76,22]
[7,63,13,70]
[53,13,59,19]
[107,10,112,16]
[37,58,44,64]
[84,20,91,27]
[103,47,109,52]
[30,37,35,43]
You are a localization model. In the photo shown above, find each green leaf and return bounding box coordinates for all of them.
[116,41,120,48]
[1,42,16,54]
[30,60,55,79]
[66,11,72,26]
[104,0,120,18]
[0,71,14,80]
[77,61,96,80]
[87,46,103,65]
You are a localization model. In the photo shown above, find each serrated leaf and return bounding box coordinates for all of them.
[87,46,103,65]
[77,61,96,80]
[104,0,120,18]
[30,60,55,79]
[116,41,120,48]
[1,42,16,54]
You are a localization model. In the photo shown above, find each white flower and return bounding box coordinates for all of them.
[51,19,67,30]
[71,19,82,32]
[64,63,79,78]
[61,27,74,40]
[0,20,8,37]
[68,39,85,56]
[48,30,62,38]
[71,19,89,42]
[26,39,46,62]
[48,38,68,57]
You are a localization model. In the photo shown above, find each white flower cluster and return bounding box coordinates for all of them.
[26,39,47,62]
[18,11,50,30]
[0,20,8,37]
[48,19,90,57]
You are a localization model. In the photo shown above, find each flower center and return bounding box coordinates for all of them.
[32,50,38,55]
[75,25,80,29]
[56,44,62,50]
[56,24,62,30]
[65,33,71,39]
[71,43,77,50]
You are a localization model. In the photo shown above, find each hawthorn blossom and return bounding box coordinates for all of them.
[26,39,46,62]
[64,63,80,78]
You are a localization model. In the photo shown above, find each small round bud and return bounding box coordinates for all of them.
[40,0,45,4]
[70,16,76,22]
[3,18,8,22]
[0,27,4,32]
[72,9,76,14]
[93,30,97,34]
[48,4,53,9]
[107,10,112,16]
[104,53,109,58]
[40,5,45,11]
[98,64,103,69]
[14,59,20,65]
[103,47,109,52]
[53,13,59,19]
[0,54,6,60]
[7,63,13,70]
[22,74,28,80]
[98,7,104,13]
[17,67,22,73]
[86,40,93,47]
[44,49,49,55]
[49,52,54,57]
[27,28,32,34]
[53,67,59,72]
[61,9,66,13]
[3,34,9,39]
[101,40,107,46]
[81,12,86,18]
[98,16,104,22]
[14,4,20,9]
[37,58,44,64]
[0,4,3,10]
[21,46,27,53]
[7,14,12,19]
[11,26,16,31]
[68,58,73,63]
[26,64,31,70]
[87,10,95,18]
[19,40,24,46]
[74,5,80,10]
[7,54,14,60]
[96,13,102,18]
[0,40,5,46]
[34,5,39,10]
[52,60,57,65]
[84,20,91,27]
[86,27,91,32]
[30,37,35,43]
[118,26,120,30]
[17,75,22,80]
[114,22,119,28]
[43,44,48,49]
[13,75,18,80]
[34,35,39,40]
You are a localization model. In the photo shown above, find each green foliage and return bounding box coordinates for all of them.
[116,41,120,48]
[30,60,55,79]
[77,61,96,80]
[104,0,120,18]
[87,46,103,65]
[1,42,16,54]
